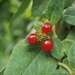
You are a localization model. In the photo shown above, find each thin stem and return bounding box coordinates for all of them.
[58,62,73,75]
[53,25,58,37]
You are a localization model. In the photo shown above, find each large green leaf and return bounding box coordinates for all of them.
[32,0,49,17]
[46,0,64,25]
[63,6,75,25]
[50,69,69,75]
[51,37,63,59]
[4,39,57,75]
[68,42,75,70]
[12,0,30,22]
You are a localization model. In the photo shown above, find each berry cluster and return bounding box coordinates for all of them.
[27,22,53,52]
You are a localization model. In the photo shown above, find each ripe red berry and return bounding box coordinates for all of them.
[42,22,52,34]
[27,33,38,44]
[41,39,53,52]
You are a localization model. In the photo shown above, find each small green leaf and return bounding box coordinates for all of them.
[51,37,63,59]
[32,0,49,17]
[67,29,75,41]
[63,6,75,25]
[34,21,43,31]
[62,39,73,55]
[58,21,69,40]
[68,42,75,70]
[51,69,69,75]
[4,39,57,75]
[46,0,64,25]
[62,29,75,55]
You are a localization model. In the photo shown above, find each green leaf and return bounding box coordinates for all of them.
[67,29,75,41]
[46,0,64,25]
[32,0,49,17]
[12,0,31,22]
[68,42,75,70]
[65,0,74,8]
[63,6,75,25]
[51,37,63,59]
[62,39,73,55]
[34,21,43,31]
[58,21,69,40]
[4,39,57,75]
[62,29,75,55]
[51,69,69,75]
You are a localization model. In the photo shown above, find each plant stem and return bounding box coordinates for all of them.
[58,62,73,75]
[53,25,58,37]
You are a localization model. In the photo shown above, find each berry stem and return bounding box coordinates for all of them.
[53,25,58,37]
[58,62,73,75]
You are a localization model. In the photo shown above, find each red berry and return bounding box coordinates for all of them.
[42,22,52,34]
[27,33,38,44]
[41,39,53,52]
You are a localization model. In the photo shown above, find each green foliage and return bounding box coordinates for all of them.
[62,39,73,55]
[12,0,31,22]
[4,39,57,75]
[32,0,49,17]
[65,0,74,8]
[0,51,9,71]
[63,6,75,25]
[68,42,75,70]
[51,37,63,59]
[46,0,64,25]
[63,58,71,68]
[58,21,69,40]
[67,29,75,41]
[0,68,5,75]
[50,69,69,75]
[0,0,75,75]
[62,29,75,55]
[34,21,43,31]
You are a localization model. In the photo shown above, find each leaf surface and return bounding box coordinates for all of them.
[51,37,63,59]
[68,42,75,70]
[50,69,69,75]
[63,6,75,25]
[4,39,57,75]
[46,0,64,24]
[32,0,49,17]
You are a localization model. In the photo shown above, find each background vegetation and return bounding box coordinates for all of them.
[0,0,33,70]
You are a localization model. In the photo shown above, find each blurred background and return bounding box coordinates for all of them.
[0,0,33,71]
